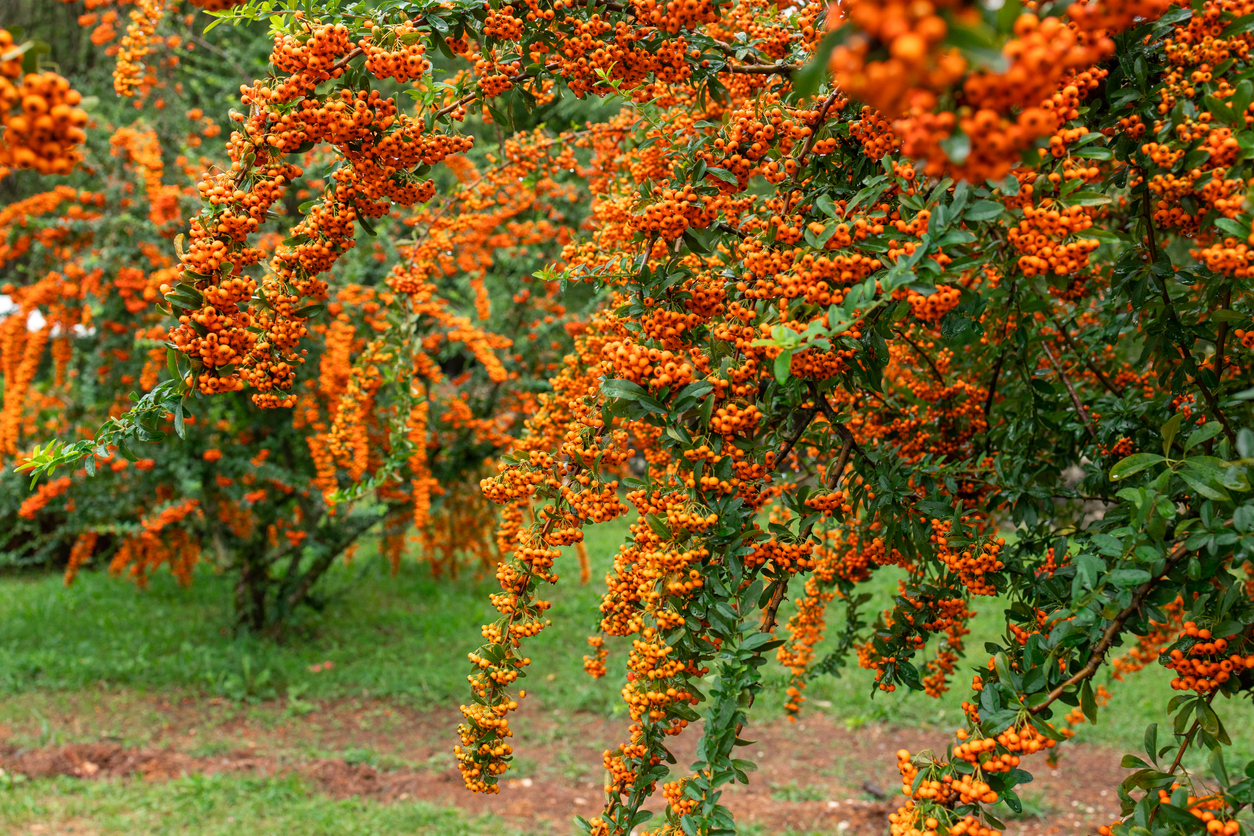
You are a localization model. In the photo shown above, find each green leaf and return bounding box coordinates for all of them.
[1205,94,1240,125]
[1144,723,1159,765]
[1162,413,1183,455]
[683,228,711,255]
[1178,468,1230,501]
[601,378,647,402]
[773,350,793,383]
[1107,568,1152,586]
[1184,422,1222,451]
[964,200,1005,221]
[1210,749,1229,785]
[1110,453,1164,480]
[1066,192,1112,206]
[1081,679,1098,723]
[1222,11,1254,37]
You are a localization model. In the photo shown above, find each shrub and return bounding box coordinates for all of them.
[19,2,1254,836]
[0,11,592,632]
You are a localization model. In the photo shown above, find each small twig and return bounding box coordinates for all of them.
[1212,284,1233,384]
[896,328,947,386]
[828,435,854,493]
[330,47,364,74]
[809,385,869,464]
[982,278,1019,424]
[1041,341,1097,439]
[783,89,844,214]
[772,404,819,473]
[1048,314,1122,397]
[1147,690,1218,825]
[983,346,1009,419]
[792,89,844,173]
[1142,186,1238,447]
[726,62,799,75]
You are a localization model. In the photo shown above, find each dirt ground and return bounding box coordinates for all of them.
[0,695,1122,834]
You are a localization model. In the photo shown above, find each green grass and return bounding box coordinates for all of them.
[0,772,543,836]
[0,523,630,714]
[768,781,826,803]
[1,513,1251,765]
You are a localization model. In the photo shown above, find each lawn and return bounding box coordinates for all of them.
[1,518,1250,834]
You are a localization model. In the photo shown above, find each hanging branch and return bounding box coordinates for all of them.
[1027,540,1190,716]
[1141,188,1238,447]
[1048,313,1123,397]
[1042,341,1098,439]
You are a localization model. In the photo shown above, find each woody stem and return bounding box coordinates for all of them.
[1041,341,1097,439]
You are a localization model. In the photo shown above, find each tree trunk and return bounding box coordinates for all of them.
[233,549,268,634]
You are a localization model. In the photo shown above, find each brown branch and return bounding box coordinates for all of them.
[1212,284,1233,384]
[1048,314,1123,397]
[1146,690,1218,825]
[828,435,854,493]
[330,46,364,73]
[809,386,869,465]
[782,89,845,215]
[1142,188,1238,447]
[771,404,819,473]
[983,346,1009,420]
[1028,540,1190,716]
[982,278,1019,423]
[739,426,853,734]
[896,328,947,386]
[1042,341,1097,439]
[793,89,845,173]
[725,62,799,75]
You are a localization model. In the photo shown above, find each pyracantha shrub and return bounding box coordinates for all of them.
[19,1,1254,835]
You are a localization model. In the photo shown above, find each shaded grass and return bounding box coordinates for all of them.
[0,524,629,714]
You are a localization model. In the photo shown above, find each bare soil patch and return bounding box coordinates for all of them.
[1,698,1122,834]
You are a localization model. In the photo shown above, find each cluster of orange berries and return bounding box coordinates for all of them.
[17,474,72,519]
[107,498,202,588]
[1155,787,1239,836]
[1165,622,1254,693]
[632,184,720,240]
[694,100,827,188]
[930,521,1004,597]
[621,630,696,723]
[113,0,163,97]
[602,341,695,390]
[954,724,1055,773]
[905,285,961,323]
[0,33,89,178]
[361,20,429,82]
[461,417,619,792]
[1100,786,1241,836]
[826,0,967,119]
[891,750,1000,836]
[172,14,485,404]
[1007,203,1101,279]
